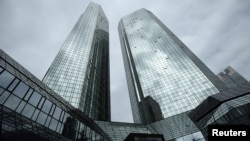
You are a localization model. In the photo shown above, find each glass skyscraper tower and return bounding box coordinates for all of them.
[43,2,110,121]
[118,9,226,124]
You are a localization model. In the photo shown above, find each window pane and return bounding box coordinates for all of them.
[24,88,33,101]
[38,97,45,109]
[45,116,52,127]
[0,70,15,88]
[49,104,55,116]
[60,111,65,122]
[28,91,42,107]
[0,91,10,104]
[0,87,4,95]
[32,109,40,121]
[16,101,26,113]
[4,95,21,110]
[8,79,19,91]
[22,103,35,118]
[13,82,29,98]
[49,118,58,131]
[37,111,48,125]
[57,122,62,133]
[59,123,64,134]
[42,99,52,114]
[53,106,62,120]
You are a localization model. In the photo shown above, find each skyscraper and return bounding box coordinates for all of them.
[217,66,248,88]
[42,2,110,121]
[118,8,226,124]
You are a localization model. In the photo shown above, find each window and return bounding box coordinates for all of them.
[22,103,35,118]
[24,88,33,101]
[28,91,42,107]
[16,101,26,113]
[49,118,58,131]
[32,109,40,121]
[37,111,48,125]
[0,91,10,104]
[57,123,62,133]
[0,87,4,95]
[60,111,65,122]
[8,79,19,91]
[0,70,15,88]
[13,82,29,98]
[49,104,55,116]
[4,95,21,110]
[45,116,52,127]
[38,97,45,109]
[42,99,52,114]
[53,106,62,120]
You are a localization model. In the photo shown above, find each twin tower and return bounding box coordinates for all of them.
[43,2,226,124]
[1,2,249,141]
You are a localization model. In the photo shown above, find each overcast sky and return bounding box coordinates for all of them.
[0,0,249,123]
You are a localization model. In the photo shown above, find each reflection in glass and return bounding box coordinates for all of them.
[57,122,62,133]
[49,104,55,116]
[119,9,221,123]
[0,87,4,94]
[4,95,21,110]
[32,109,40,120]
[1,46,111,140]
[29,91,42,106]
[16,101,26,113]
[38,97,45,109]
[45,116,52,127]
[22,103,35,118]
[53,106,62,120]
[0,91,10,104]
[49,118,58,131]
[24,88,33,101]
[41,3,110,121]
[0,70,15,88]
[37,111,48,125]
[13,81,29,98]
[7,79,19,91]
[42,99,52,114]
[60,111,65,122]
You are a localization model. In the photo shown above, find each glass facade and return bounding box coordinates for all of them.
[2,44,248,141]
[189,82,250,140]
[96,112,206,141]
[118,8,226,124]
[2,3,249,141]
[42,2,110,121]
[96,121,150,141]
[217,66,248,88]
[0,49,111,141]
